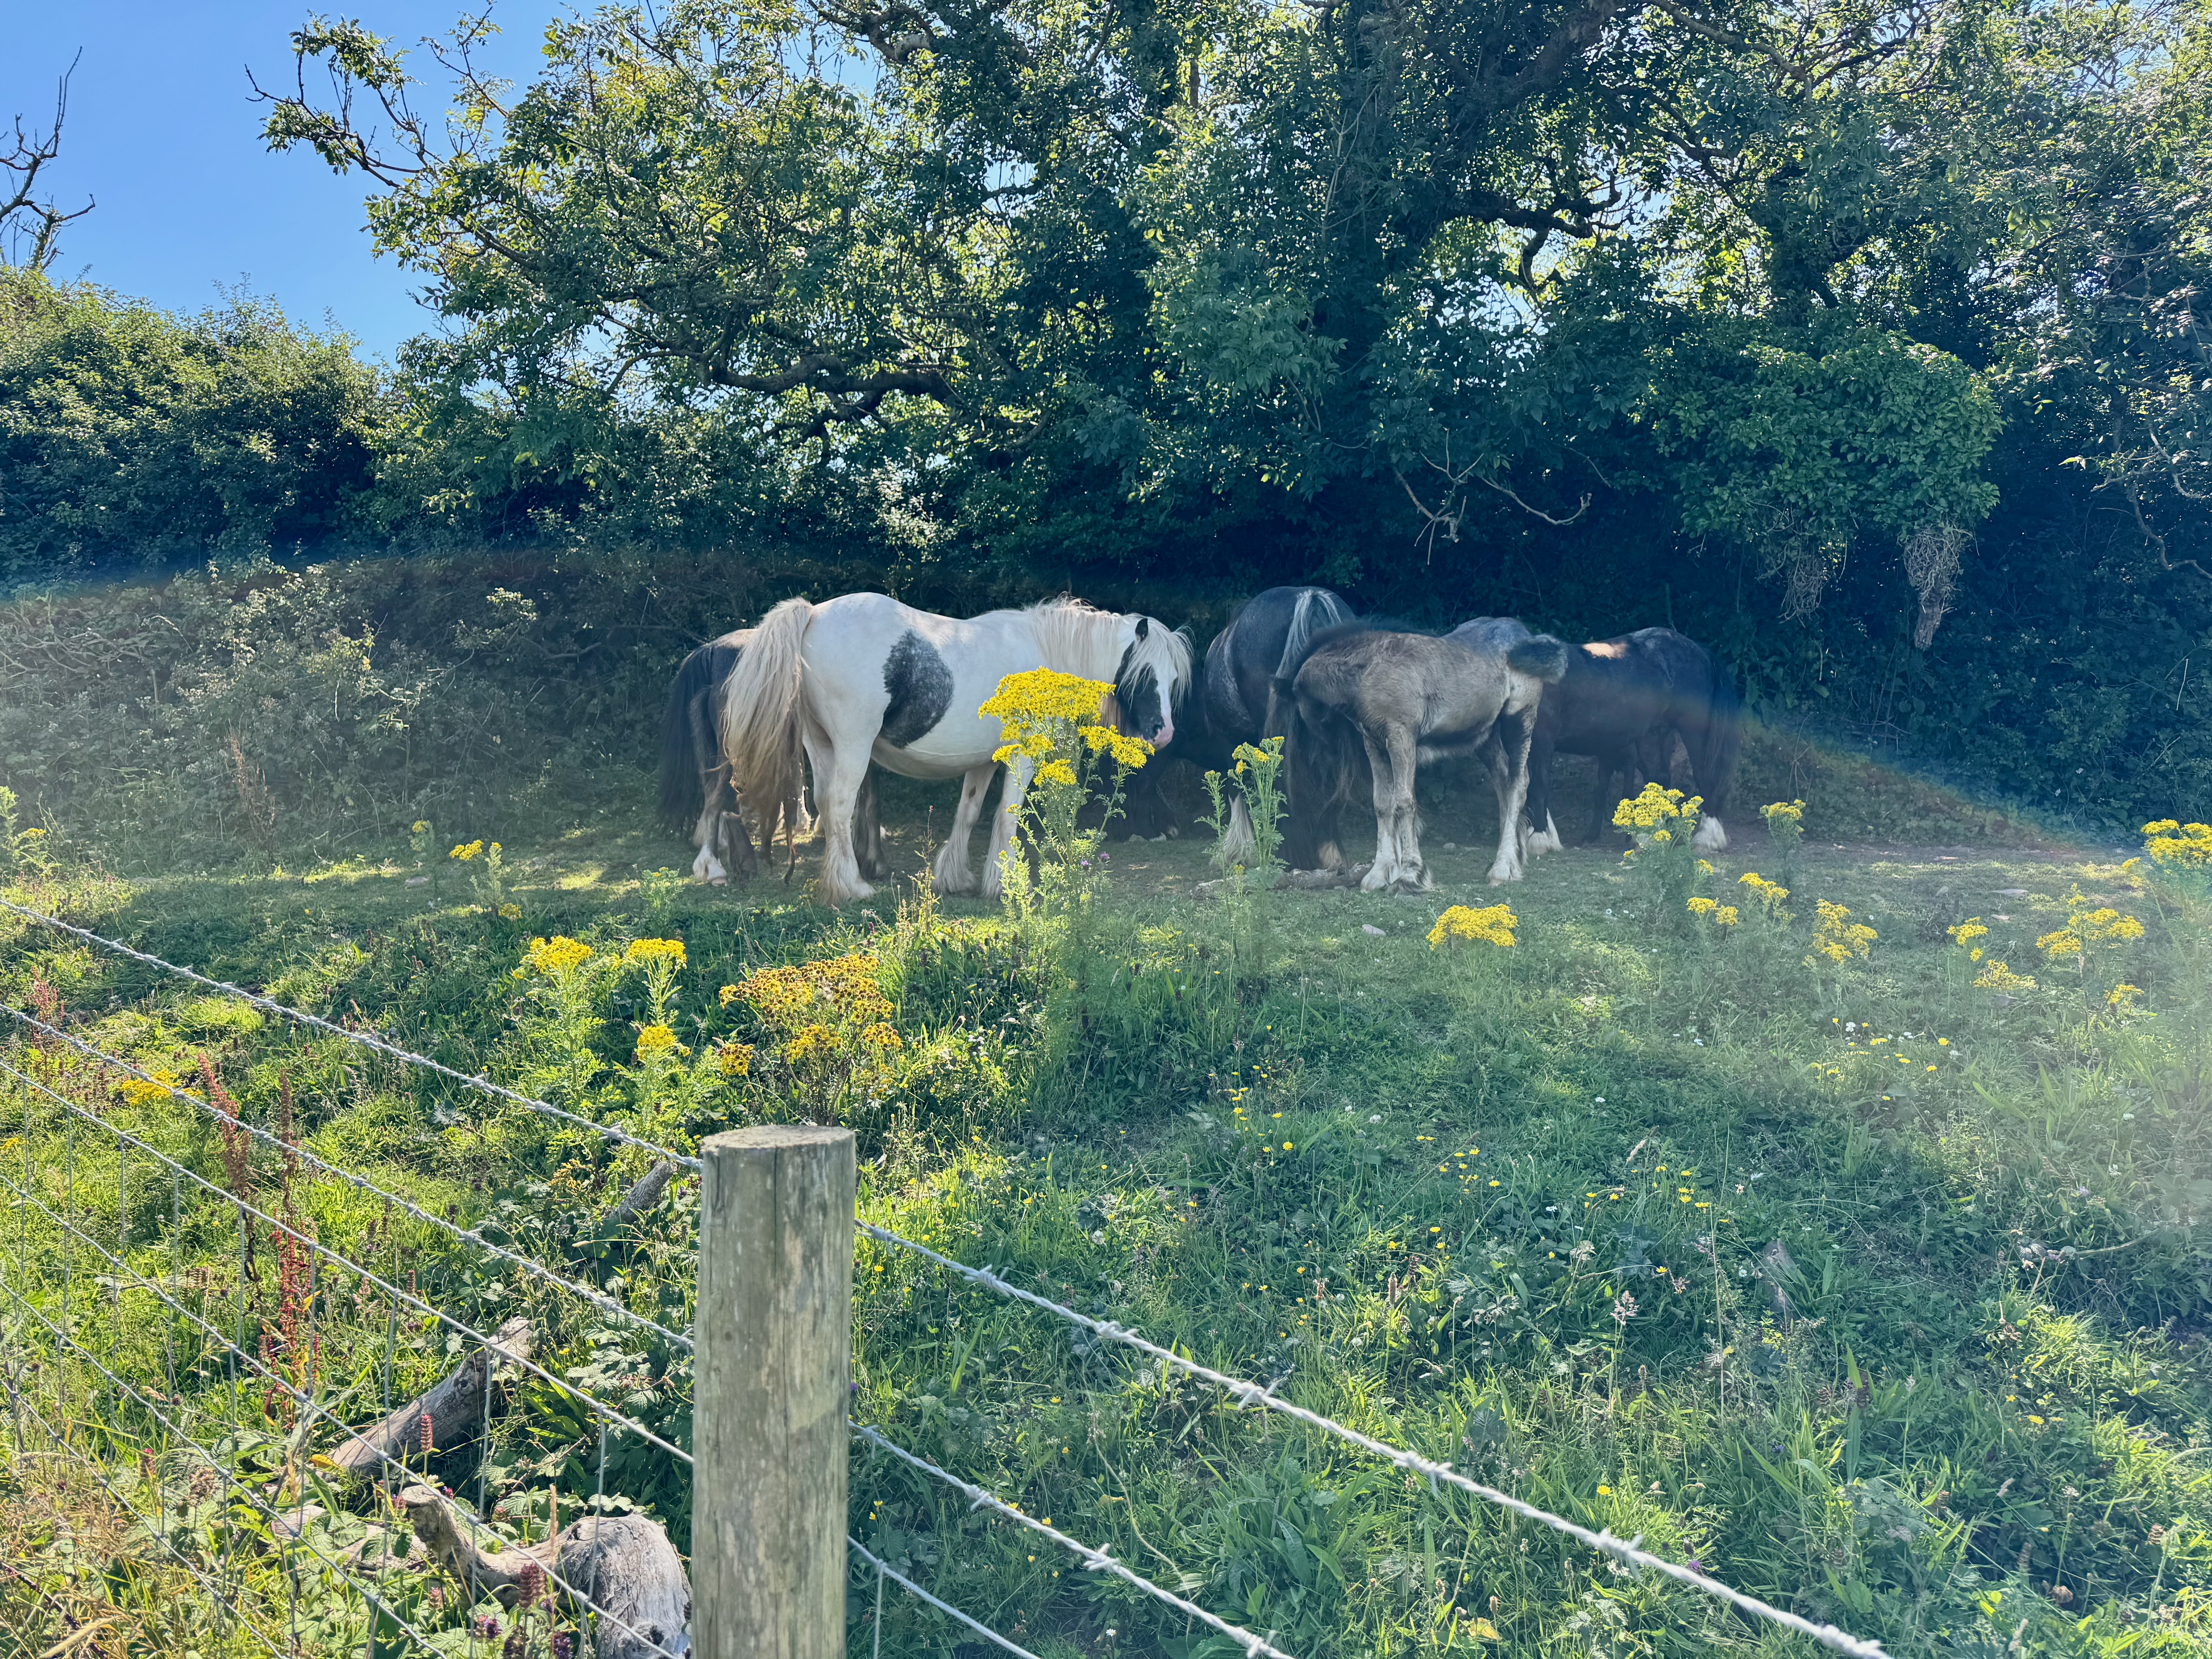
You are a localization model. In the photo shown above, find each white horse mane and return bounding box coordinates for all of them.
[1023,597,1192,693]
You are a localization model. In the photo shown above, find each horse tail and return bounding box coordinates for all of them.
[1693,649,1742,814]
[657,642,722,830]
[1506,634,1571,683]
[719,598,811,856]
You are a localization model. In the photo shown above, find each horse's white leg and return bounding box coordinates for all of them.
[1693,815,1728,852]
[930,763,996,895]
[980,755,1035,899]
[1360,727,1425,891]
[803,720,873,907]
[1222,796,1257,864]
[1489,709,1536,886]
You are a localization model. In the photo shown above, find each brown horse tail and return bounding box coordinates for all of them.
[718,598,811,861]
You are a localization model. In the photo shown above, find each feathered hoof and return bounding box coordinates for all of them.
[1693,815,1728,852]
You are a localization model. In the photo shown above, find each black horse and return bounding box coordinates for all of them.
[656,630,882,884]
[1449,619,1741,851]
[1120,585,1355,846]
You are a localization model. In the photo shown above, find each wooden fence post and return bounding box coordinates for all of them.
[695,1125,856,1659]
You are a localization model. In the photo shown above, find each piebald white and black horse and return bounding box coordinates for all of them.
[718,594,1190,906]
[1279,623,1570,890]
[656,629,883,884]
[1121,585,1354,848]
[1449,620,1740,852]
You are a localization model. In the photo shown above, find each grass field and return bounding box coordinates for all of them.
[4,754,2211,1659]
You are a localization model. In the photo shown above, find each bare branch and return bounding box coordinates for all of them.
[2,53,95,272]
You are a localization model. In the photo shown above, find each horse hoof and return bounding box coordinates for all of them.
[709,877,727,888]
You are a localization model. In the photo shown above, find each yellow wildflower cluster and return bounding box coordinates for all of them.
[1975,958,2037,992]
[783,1023,843,1066]
[716,1041,754,1077]
[1948,919,1988,946]
[115,1068,179,1107]
[1427,903,1518,948]
[450,840,486,862]
[980,667,1113,726]
[1082,724,1156,770]
[2106,983,2145,1016]
[625,938,688,967]
[1736,872,1791,918]
[634,1024,685,1060]
[1686,896,1740,927]
[522,935,593,975]
[1613,783,1704,834]
[981,668,1152,785]
[2142,819,2212,870]
[730,951,893,1031]
[1760,799,1805,835]
[2035,889,2144,962]
[1808,900,1877,965]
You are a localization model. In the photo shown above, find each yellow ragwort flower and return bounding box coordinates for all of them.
[450,840,485,862]
[1427,903,1518,949]
[625,938,688,968]
[523,935,593,975]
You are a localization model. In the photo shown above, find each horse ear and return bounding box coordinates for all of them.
[1135,617,1149,640]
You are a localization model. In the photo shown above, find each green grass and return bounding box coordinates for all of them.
[5,768,2212,1659]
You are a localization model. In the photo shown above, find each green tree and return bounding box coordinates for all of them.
[0,272,383,580]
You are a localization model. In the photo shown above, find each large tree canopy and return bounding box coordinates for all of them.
[258,0,2207,635]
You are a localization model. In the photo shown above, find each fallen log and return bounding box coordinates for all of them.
[601,1161,678,1237]
[400,1484,692,1659]
[328,1315,534,1480]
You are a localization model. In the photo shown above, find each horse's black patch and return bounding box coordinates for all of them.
[881,629,952,747]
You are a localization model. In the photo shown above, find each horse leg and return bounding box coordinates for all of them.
[980,755,1036,900]
[852,767,888,881]
[803,722,873,907]
[692,760,731,883]
[1360,726,1426,892]
[1487,709,1536,886]
[931,764,996,895]
[1523,728,1561,855]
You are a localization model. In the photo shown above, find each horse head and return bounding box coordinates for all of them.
[1114,614,1192,752]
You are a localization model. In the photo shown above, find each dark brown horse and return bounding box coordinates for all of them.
[1449,619,1740,851]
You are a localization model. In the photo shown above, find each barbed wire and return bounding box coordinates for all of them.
[0,1125,687,1659]
[849,1533,1046,1659]
[0,1055,694,1467]
[4,1006,695,1355]
[852,1422,1295,1659]
[858,1220,1892,1659]
[6,1386,288,1659]
[0,1283,453,1659]
[0,898,697,1170]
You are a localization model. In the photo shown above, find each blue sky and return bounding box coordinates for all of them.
[3,1,561,363]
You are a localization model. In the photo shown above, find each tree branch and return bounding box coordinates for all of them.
[2,53,94,272]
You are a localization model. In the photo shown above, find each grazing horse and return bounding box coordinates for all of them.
[656,630,882,884]
[1121,585,1354,848]
[1449,620,1740,852]
[1279,624,1569,890]
[718,594,1190,907]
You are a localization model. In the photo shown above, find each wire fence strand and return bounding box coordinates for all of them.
[1,1282,450,1659]
[0,1055,694,1467]
[3,1005,695,1354]
[849,1533,1047,1659]
[0,1123,688,1659]
[0,898,697,1169]
[6,1387,287,1659]
[859,1220,1892,1659]
[853,1422,1295,1659]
